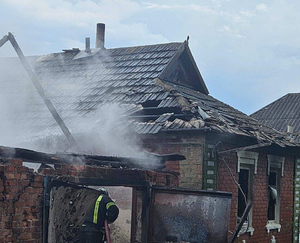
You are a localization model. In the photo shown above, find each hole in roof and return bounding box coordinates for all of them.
[141,100,161,108]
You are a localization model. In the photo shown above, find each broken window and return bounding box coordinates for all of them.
[237,168,249,218]
[237,166,254,235]
[268,171,279,221]
[237,151,258,236]
[266,155,284,233]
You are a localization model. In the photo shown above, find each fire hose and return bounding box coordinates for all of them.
[104,219,111,243]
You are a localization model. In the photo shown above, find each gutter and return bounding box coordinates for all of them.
[217,142,272,155]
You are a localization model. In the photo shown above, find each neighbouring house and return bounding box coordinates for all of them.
[251,93,300,136]
[1,24,300,243]
[251,92,300,243]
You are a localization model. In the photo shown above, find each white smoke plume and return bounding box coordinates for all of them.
[0,42,161,169]
[27,103,146,157]
[0,57,37,147]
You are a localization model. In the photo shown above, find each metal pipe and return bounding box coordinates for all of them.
[85,37,91,53]
[217,142,272,155]
[0,34,9,48]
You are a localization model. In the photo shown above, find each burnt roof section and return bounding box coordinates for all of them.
[0,145,184,171]
[251,93,300,134]
[0,41,298,148]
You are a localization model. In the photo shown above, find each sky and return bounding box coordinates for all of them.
[1,0,300,115]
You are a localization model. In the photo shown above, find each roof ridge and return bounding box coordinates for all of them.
[250,93,291,116]
[35,41,184,57]
[106,41,183,51]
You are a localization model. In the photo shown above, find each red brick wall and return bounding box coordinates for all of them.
[217,150,294,243]
[0,159,43,243]
[0,157,179,242]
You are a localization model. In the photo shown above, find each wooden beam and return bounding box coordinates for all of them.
[0,146,184,170]
[0,34,9,48]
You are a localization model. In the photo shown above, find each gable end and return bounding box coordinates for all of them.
[159,41,209,95]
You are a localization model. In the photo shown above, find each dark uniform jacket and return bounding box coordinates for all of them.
[84,194,119,229]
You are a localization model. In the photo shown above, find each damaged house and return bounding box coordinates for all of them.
[1,24,300,243]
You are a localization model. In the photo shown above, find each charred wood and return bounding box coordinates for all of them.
[0,146,185,170]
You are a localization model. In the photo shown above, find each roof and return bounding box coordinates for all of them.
[0,145,184,171]
[251,93,300,134]
[0,41,298,151]
[153,81,296,147]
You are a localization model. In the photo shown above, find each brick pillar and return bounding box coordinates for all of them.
[203,144,218,190]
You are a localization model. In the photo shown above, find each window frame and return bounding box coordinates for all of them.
[236,151,258,236]
[237,151,258,174]
[237,165,255,235]
[267,170,280,222]
[266,155,284,233]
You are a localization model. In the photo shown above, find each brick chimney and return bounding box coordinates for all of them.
[96,23,105,48]
[85,37,91,53]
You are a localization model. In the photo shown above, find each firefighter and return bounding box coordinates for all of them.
[78,187,119,243]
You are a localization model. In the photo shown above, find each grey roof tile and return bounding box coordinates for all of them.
[251,93,300,134]
[0,41,296,147]
[155,113,174,123]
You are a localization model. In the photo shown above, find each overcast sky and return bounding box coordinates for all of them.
[1,0,300,115]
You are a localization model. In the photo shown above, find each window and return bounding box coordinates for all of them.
[238,169,250,218]
[266,155,284,233]
[237,151,258,236]
[237,166,254,235]
[268,171,279,221]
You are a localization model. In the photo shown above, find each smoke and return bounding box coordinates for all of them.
[72,103,142,156]
[27,103,145,156]
[0,50,161,169]
[0,57,38,147]
[17,102,161,168]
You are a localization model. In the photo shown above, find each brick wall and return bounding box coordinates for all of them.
[0,159,43,243]
[217,150,294,243]
[142,132,205,189]
[0,157,179,242]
